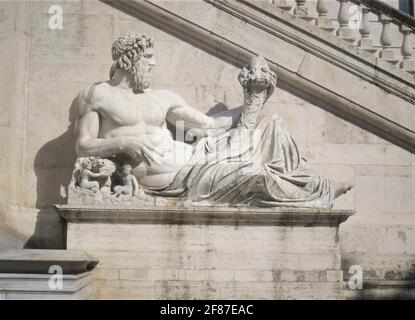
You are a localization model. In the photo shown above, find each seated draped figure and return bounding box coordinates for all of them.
[70,33,353,208]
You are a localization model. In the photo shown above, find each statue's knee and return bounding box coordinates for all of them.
[241,163,268,179]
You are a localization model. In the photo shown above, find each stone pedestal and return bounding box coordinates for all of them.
[57,205,354,300]
[0,250,98,300]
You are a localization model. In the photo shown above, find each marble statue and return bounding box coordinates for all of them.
[70,33,352,208]
[70,157,116,194]
[113,164,142,197]
[78,158,103,192]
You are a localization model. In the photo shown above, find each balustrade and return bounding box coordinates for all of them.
[267,0,415,75]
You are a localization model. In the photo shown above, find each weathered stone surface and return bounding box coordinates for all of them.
[345,286,415,300]
[4,286,95,300]
[92,278,345,300]
[301,143,411,166]
[342,249,415,299]
[59,206,352,299]
[412,155,415,216]
[0,249,98,274]
[0,249,99,300]
[57,205,353,226]
[355,176,412,214]
[340,214,415,299]
[0,207,64,250]
[340,215,415,255]
[0,0,414,300]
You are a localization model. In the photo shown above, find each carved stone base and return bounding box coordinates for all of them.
[400,59,415,72]
[358,38,378,54]
[380,49,400,64]
[0,250,98,300]
[316,18,335,33]
[57,205,354,299]
[274,0,293,12]
[337,27,356,43]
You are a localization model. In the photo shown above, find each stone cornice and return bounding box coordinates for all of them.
[56,205,354,227]
[0,250,99,275]
[101,0,415,153]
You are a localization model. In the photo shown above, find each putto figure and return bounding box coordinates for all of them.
[72,33,352,208]
[71,157,114,193]
[79,158,103,192]
[113,164,141,197]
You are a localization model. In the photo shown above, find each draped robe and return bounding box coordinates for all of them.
[141,114,335,208]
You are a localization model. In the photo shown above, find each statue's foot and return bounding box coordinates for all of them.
[333,181,353,199]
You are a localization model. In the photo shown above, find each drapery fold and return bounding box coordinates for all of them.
[143,115,335,208]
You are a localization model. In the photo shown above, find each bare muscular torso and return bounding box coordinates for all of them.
[81,82,194,188]
[97,83,170,145]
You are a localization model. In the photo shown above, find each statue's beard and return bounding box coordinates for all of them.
[132,61,151,92]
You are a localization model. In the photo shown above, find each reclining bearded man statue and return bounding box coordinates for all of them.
[71,33,352,208]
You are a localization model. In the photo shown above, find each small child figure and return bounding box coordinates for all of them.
[79,158,108,192]
[113,164,141,197]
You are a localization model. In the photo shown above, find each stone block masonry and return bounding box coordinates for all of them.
[57,205,353,299]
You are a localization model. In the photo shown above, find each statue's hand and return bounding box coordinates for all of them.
[123,137,163,166]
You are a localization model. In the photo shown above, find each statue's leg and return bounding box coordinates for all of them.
[82,180,99,192]
[120,187,130,195]
[90,181,100,192]
[113,185,122,196]
[253,116,302,173]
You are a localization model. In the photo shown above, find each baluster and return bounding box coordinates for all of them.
[294,0,313,21]
[399,25,415,72]
[294,0,307,16]
[379,14,399,64]
[276,0,293,12]
[336,0,355,43]
[358,5,377,53]
[316,0,335,33]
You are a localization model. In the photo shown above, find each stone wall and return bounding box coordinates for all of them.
[0,0,414,296]
[62,206,350,299]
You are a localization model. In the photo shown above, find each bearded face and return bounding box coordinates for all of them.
[132,54,153,92]
[110,34,156,93]
[129,47,156,92]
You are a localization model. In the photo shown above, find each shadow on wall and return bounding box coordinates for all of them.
[389,263,415,300]
[25,97,233,249]
[24,97,79,249]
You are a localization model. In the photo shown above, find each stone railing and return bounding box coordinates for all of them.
[269,0,415,74]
